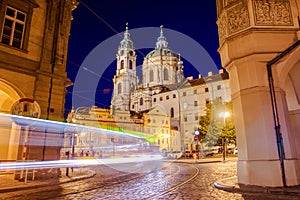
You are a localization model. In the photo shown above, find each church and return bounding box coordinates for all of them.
[70,25,231,153]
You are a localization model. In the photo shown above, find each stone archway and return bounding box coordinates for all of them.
[278,56,300,183]
[284,62,300,155]
[0,79,24,114]
[216,0,300,187]
[0,79,25,161]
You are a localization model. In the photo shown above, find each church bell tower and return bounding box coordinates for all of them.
[111,24,138,113]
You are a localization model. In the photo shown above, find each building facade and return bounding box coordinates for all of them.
[0,0,77,163]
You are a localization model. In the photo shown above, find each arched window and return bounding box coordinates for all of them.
[170,107,174,118]
[140,97,143,106]
[121,60,124,69]
[129,60,133,69]
[164,68,169,80]
[118,83,122,94]
[150,70,154,82]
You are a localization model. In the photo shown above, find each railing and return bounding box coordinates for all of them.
[15,160,36,184]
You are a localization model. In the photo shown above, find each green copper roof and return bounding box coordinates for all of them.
[119,23,133,49]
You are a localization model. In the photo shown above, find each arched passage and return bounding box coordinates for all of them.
[0,79,24,113]
[274,46,300,161]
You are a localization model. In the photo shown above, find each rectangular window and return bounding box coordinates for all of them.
[205,87,209,92]
[173,94,176,98]
[195,115,199,121]
[184,116,187,122]
[194,90,197,94]
[217,85,221,90]
[166,95,169,100]
[160,97,163,101]
[183,92,186,96]
[1,7,26,49]
[205,99,210,104]
[153,98,156,102]
[194,101,198,106]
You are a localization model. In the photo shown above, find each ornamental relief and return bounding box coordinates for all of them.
[218,14,227,44]
[227,3,250,35]
[225,0,239,6]
[253,0,293,26]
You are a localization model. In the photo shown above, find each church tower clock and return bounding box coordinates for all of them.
[111,24,138,113]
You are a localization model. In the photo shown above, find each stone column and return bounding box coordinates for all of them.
[216,0,300,187]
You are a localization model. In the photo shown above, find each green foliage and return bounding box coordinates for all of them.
[197,98,236,147]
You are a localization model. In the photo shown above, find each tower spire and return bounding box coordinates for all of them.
[156,25,168,49]
[119,22,133,49]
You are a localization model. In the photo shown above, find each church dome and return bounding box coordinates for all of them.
[145,25,178,59]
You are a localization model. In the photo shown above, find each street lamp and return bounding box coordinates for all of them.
[219,111,230,161]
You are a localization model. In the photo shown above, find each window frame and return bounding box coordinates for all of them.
[0,0,38,50]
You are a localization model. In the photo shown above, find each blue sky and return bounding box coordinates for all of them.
[65,0,221,117]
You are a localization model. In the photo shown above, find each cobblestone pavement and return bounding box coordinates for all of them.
[1,159,300,200]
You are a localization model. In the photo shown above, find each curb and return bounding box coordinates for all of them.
[0,170,96,193]
[214,176,300,196]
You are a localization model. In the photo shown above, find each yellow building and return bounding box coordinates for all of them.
[0,0,77,164]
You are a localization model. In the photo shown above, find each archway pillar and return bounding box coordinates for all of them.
[228,56,299,186]
[230,59,281,186]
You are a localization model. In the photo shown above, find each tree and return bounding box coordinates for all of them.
[197,98,236,147]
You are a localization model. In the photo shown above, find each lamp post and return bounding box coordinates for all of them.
[219,111,229,161]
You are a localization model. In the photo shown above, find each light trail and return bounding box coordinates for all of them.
[0,154,163,170]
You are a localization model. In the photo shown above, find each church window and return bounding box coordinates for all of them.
[163,68,169,80]
[140,97,143,105]
[170,107,174,118]
[118,83,122,94]
[121,60,124,69]
[129,60,133,69]
[0,1,37,50]
[150,70,154,82]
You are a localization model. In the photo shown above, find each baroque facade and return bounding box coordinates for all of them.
[70,25,231,153]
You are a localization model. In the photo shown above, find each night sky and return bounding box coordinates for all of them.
[65,0,221,117]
